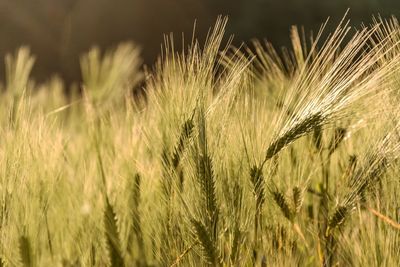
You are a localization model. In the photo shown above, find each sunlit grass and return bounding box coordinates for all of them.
[0,15,399,267]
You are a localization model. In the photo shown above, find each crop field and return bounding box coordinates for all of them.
[0,15,400,266]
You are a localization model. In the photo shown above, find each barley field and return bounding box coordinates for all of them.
[0,15,400,267]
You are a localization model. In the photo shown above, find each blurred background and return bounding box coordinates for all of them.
[0,0,399,85]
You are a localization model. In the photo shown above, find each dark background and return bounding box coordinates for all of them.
[0,0,399,85]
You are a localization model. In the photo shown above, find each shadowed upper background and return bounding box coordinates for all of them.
[0,0,399,85]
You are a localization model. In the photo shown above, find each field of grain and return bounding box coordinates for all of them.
[0,16,399,266]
